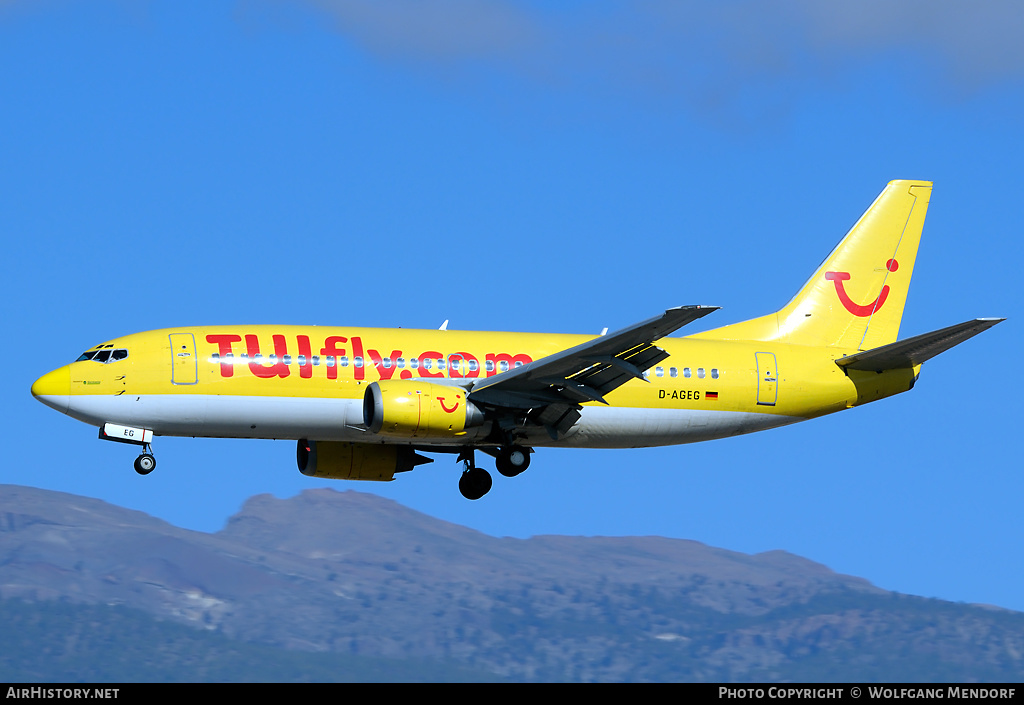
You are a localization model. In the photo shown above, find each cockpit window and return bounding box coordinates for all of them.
[76,348,129,363]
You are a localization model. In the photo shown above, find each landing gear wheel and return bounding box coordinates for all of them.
[134,454,156,476]
[495,446,531,477]
[459,467,492,500]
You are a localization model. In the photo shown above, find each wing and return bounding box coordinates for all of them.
[835,317,1004,372]
[468,305,718,439]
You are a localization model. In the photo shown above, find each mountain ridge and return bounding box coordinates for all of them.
[1,483,1020,682]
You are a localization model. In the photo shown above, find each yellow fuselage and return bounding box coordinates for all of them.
[32,325,918,449]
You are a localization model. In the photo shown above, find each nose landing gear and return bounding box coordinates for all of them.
[98,424,158,476]
[133,444,156,475]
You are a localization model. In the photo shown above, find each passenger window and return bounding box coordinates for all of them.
[469,360,479,372]
[326,356,335,367]
[486,361,495,372]
[354,357,363,368]
[655,366,664,377]
[670,367,677,378]
[282,355,292,365]
[499,360,509,372]
[423,359,432,370]
[312,356,320,366]
[340,356,349,367]
[397,358,405,368]
[697,368,705,379]
[383,357,392,368]
[297,355,306,366]
[438,359,446,370]
[711,368,719,379]
[514,361,524,369]
[683,367,691,378]
[410,358,419,369]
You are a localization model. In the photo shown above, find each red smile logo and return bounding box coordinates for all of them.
[825,259,898,317]
[437,395,461,414]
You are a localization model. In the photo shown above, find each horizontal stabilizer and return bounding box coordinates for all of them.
[836,318,1004,372]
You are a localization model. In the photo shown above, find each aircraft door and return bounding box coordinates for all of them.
[170,333,198,385]
[447,353,479,379]
[447,354,464,379]
[755,352,777,406]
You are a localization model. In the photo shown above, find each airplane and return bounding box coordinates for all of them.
[31,180,1003,500]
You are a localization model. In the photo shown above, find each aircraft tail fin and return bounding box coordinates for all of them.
[696,180,932,349]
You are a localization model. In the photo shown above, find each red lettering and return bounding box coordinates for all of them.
[486,352,533,377]
[245,334,290,379]
[297,335,313,379]
[320,336,348,380]
[417,350,444,379]
[368,349,403,381]
[206,334,241,378]
[351,336,365,381]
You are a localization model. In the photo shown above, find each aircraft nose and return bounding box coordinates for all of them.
[31,366,71,414]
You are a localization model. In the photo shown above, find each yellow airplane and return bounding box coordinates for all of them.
[31,180,1003,500]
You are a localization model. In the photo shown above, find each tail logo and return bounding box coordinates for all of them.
[825,259,898,317]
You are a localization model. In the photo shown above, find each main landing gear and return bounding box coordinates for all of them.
[458,449,492,501]
[457,446,532,500]
[495,446,531,477]
[133,444,157,475]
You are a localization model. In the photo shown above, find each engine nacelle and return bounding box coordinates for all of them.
[363,380,485,439]
[297,440,430,481]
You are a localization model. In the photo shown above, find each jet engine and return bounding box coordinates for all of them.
[363,380,484,439]
[297,439,431,481]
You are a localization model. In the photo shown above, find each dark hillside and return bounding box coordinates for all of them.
[0,485,1020,682]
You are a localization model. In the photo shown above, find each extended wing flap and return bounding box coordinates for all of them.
[469,305,718,410]
[836,317,1004,372]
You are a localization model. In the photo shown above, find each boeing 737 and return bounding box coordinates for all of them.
[31,181,1003,499]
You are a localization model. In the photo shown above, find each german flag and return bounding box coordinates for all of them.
[705,391,719,400]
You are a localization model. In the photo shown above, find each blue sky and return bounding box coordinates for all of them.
[3,1,1022,611]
